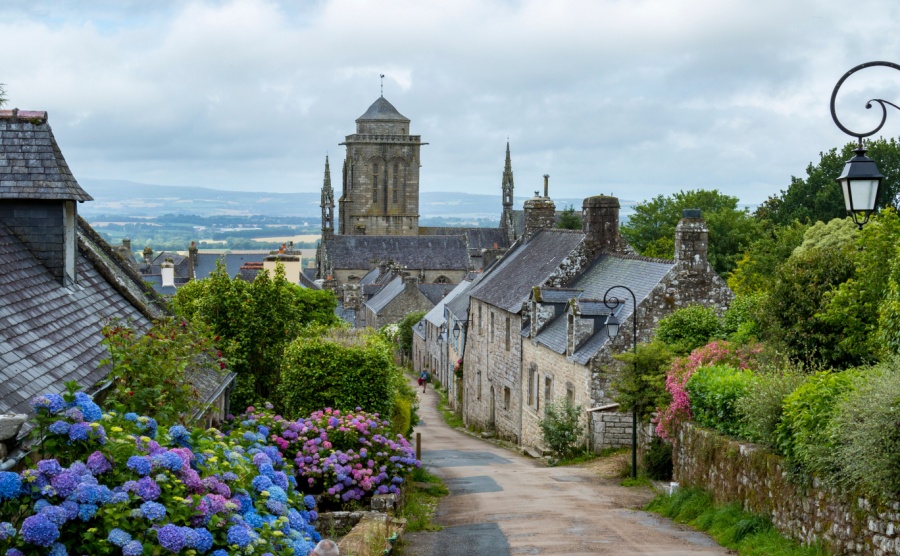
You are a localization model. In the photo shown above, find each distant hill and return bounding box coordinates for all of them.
[77,178,615,219]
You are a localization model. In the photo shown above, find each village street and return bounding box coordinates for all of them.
[400,384,730,556]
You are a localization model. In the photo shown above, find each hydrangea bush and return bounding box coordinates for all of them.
[233,406,420,507]
[0,388,321,555]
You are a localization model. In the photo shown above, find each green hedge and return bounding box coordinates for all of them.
[686,364,755,438]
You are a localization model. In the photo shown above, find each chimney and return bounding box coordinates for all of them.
[188,241,198,280]
[675,209,708,272]
[143,246,153,264]
[522,176,556,240]
[543,174,549,197]
[122,238,131,251]
[582,195,620,257]
[161,258,175,287]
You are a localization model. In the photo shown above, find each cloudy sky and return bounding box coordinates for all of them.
[3,0,900,205]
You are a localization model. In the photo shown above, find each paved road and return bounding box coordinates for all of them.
[401,383,730,556]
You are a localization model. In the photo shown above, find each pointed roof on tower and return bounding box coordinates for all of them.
[357,97,409,122]
[321,155,333,203]
[502,141,514,208]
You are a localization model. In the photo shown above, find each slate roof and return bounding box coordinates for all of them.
[298,270,320,289]
[419,227,510,250]
[357,97,409,122]
[325,235,469,270]
[0,223,161,418]
[468,229,584,313]
[536,287,583,304]
[195,252,267,279]
[423,280,471,327]
[534,254,675,365]
[418,283,457,306]
[0,111,92,202]
[365,276,406,314]
[357,267,383,286]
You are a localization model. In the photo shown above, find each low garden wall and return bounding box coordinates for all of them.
[674,423,900,555]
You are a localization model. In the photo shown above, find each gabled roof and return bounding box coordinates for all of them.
[444,271,486,323]
[418,227,510,250]
[534,287,583,304]
[0,222,167,418]
[195,252,267,279]
[358,267,383,286]
[534,254,675,365]
[418,283,457,306]
[365,276,407,314]
[0,111,92,202]
[468,229,584,313]
[325,235,469,271]
[423,280,471,327]
[357,97,409,122]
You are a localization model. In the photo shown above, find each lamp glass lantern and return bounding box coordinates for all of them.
[452,321,462,340]
[605,312,620,339]
[837,147,883,228]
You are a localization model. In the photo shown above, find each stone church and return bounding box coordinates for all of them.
[315,96,523,314]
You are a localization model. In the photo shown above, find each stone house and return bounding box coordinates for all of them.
[361,275,455,329]
[414,279,472,392]
[0,109,236,465]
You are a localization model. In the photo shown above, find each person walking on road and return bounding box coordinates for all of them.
[418,369,429,393]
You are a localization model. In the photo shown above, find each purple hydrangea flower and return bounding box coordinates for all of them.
[86,452,112,475]
[156,523,187,553]
[122,541,143,556]
[135,477,160,501]
[20,514,59,547]
[37,459,62,477]
[0,522,16,541]
[30,396,52,413]
[39,505,68,527]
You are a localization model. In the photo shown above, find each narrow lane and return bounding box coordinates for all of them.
[401,383,730,556]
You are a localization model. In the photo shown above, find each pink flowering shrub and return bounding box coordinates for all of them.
[235,406,420,508]
[655,340,763,440]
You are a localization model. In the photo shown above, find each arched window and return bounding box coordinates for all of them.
[434,275,451,284]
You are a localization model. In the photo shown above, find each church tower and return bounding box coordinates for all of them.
[500,141,517,244]
[337,96,426,236]
[320,156,335,241]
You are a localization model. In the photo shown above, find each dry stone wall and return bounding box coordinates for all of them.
[675,423,900,555]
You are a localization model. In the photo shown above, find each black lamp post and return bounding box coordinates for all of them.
[452,319,466,341]
[830,61,900,228]
[603,285,638,480]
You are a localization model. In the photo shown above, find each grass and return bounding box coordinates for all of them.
[400,465,449,533]
[434,385,465,429]
[621,475,653,487]
[647,487,831,556]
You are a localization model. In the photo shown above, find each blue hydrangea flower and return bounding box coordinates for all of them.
[251,475,272,492]
[86,452,112,475]
[6,549,25,556]
[49,472,77,499]
[73,392,102,422]
[124,412,139,422]
[0,522,16,541]
[159,452,184,471]
[303,494,316,509]
[0,472,22,501]
[39,505,68,527]
[60,501,78,520]
[156,523,187,553]
[108,528,132,547]
[226,524,254,548]
[210,551,228,556]
[30,396,51,413]
[122,541,143,556]
[127,456,151,476]
[73,484,103,504]
[223,472,238,482]
[192,527,214,552]
[20,514,60,547]
[45,394,66,414]
[37,459,62,477]
[168,425,189,441]
[110,491,129,504]
[266,485,287,503]
[139,501,166,521]
[64,408,84,422]
[48,543,67,556]
[47,421,70,435]
[68,422,91,442]
[77,504,98,521]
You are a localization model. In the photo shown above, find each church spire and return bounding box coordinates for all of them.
[321,156,335,241]
[500,141,517,243]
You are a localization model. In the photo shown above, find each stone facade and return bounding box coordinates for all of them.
[364,278,432,329]
[338,97,422,237]
[675,423,900,555]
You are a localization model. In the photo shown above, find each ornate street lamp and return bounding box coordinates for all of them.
[830,61,900,228]
[452,319,467,341]
[603,285,638,480]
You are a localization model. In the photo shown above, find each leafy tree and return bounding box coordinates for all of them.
[612,340,674,423]
[171,261,338,409]
[763,242,856,368]
[540,397,584,458]
[278,328,400,419]
[756,137,900,226]
[654,304,722,355]
[557,204,582,230]
[397,310,427,357]
[727,221,808,295]
[621,189,759,277]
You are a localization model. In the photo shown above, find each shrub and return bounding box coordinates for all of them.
[5,389,322,555]
[735,367,805,446]
[397,311,427,357]
[279,329,398,419]
[656,341,763,440]
[540,397,584,459]
[612,340,674,424]
[643,437,673,480]
[102,318,228,425]
[830,362,900,500]
[261,407,420,507]
[720,292,765,344]
[655,305,722,355]
[686,365,755,438]
[775,370,858,476]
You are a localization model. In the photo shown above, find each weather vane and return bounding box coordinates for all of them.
[380,74,385,97]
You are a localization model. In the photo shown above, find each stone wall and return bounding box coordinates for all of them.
[589,411,633,450]
[675,423,900,555]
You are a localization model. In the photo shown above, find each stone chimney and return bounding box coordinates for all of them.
[188,241,198,280]
[403,275,419,285]
[582,195,620,257]
[161,258,175,288]
[142,246,153,265]
[675,209,708,272]
[522,175,556,240]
